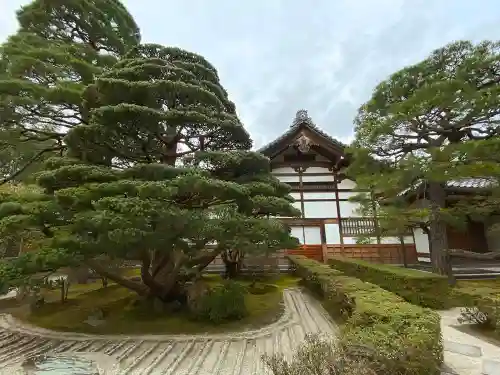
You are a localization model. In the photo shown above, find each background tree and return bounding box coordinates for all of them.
[351,40,500,275]
[0,128,59,183]
[0,0,140,183]
[0,44,298,306]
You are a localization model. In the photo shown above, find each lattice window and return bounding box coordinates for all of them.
[341,218,412,236]
[341,218,377,236]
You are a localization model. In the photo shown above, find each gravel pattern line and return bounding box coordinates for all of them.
[0,288,338,374]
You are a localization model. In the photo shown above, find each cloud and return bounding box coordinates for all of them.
[1,0,499,148]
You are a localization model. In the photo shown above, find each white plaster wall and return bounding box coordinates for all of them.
[338,200,361,217]
[301,174,334,182]
[304,226,322,244]
[325,223,341,244]
[413,227,431,263]
[292,201,302,216]
[290,227,304,244]
[338,191,359,199]
[343,237,378,244]
[272,167,296,174]
[380,236,414,244]
[343,236,414,245]
[337,179,357,190]
[303,167,331,174]
[303,201,337,218]
[302,192,335,200]
[275,175,300,183]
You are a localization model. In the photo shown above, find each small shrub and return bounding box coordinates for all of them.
[264,334,382,375]
[195,280,248,324]
[451,283,500,336]
[458,306,492,327]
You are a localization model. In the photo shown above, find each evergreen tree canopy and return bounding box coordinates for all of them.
[0,0,140,183]
[351,40,500,275]
[0,41,299,302]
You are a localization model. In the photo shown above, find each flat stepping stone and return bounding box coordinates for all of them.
[483,359,500,375]
[444,340,482,357]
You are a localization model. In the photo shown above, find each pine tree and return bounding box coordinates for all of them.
[0,44,299,304]
[0,0,140,183]
[351,40,500,275]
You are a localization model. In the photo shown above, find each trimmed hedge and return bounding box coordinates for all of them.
[328,256,449,309]
[289,255,443,375]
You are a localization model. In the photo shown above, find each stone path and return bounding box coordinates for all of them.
[441,308,500,375]
[0,288,338,375]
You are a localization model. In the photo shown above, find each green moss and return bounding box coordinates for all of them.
[14,274,298,335]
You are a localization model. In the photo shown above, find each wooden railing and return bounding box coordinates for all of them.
[341,218,377,236]
[340,218,412,237]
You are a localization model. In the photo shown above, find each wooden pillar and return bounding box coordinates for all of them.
[333,169,344,255]
[298,166,305,218]
[320,220,328,262]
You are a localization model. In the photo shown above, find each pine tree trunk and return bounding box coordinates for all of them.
[222,249,243,279]
[399,235,408,268]
[224,261,239,279]
[427,182,455,283]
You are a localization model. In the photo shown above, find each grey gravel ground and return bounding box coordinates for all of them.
[0,288,338,375]
[440,308,500,375]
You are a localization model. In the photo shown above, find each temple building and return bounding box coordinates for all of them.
[258,109,422,264]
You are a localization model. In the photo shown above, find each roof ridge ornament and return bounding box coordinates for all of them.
[292,109,314,127]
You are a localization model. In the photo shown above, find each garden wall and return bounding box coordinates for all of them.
[288,255,443,375]
[327,256,449,309]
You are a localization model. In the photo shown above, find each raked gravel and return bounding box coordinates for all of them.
[0,288,338,375]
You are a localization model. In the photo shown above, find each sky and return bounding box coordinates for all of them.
[1,0,499,148]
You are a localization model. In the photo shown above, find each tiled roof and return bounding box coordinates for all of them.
[399,177,497,197]
[446,178,497,190]
[257,109,346,153]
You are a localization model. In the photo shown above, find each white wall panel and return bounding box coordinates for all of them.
[339,201,360,217]
[304,226,322,244]
[338,191,361,199]
[302,192,335,200]
[380,236,414,244]
[413,228,430,254]
[275,175,300,183]
[343,237,378,244]
[303,201,337,218]
[301,174,334,182]
[325,224,341,244]
[290,226,304,244]
[292,201,303,216]
[272,167,296,174]
[303,167,331,174]
[337,179,357,189]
